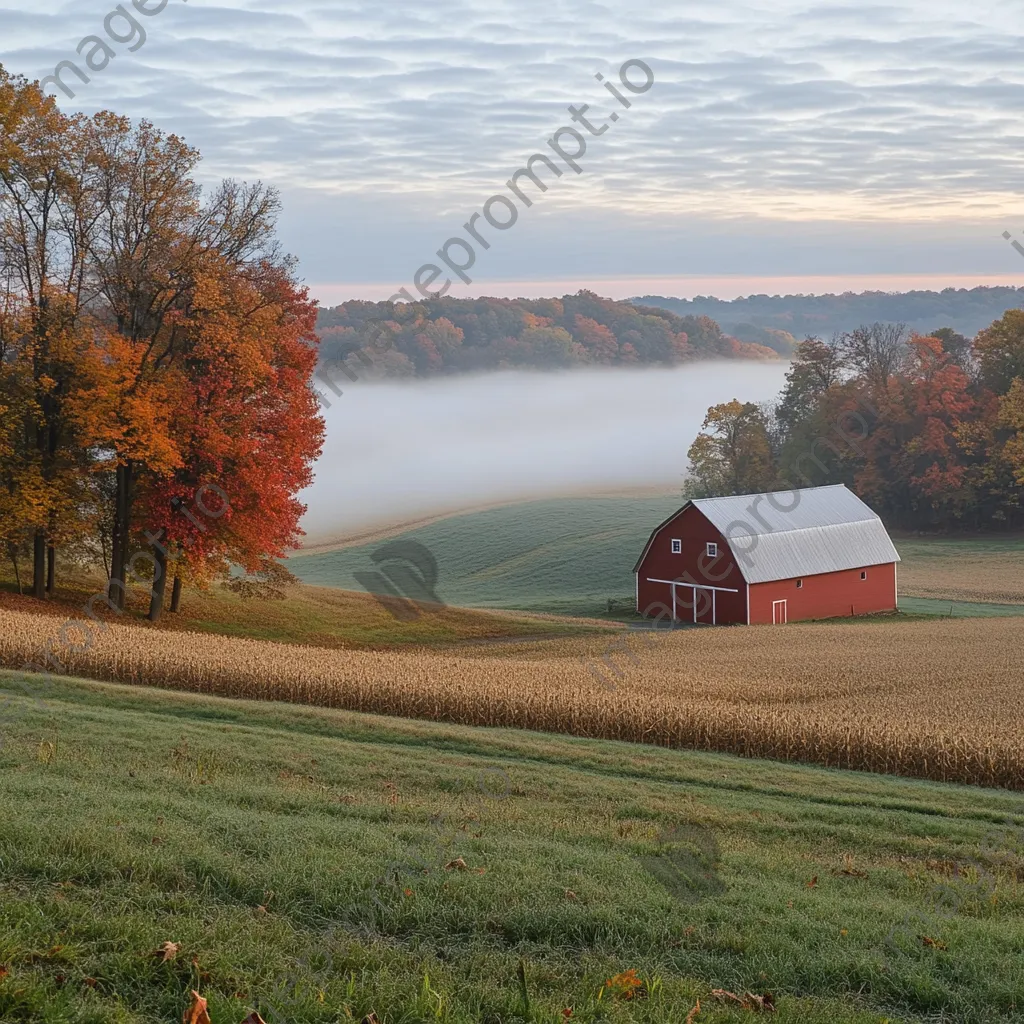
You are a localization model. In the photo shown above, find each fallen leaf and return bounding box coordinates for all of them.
[806,876,818,889]
[0,966,7,979]
[711,989,775,1012]
[403,888,414,897]
[183,990,212,1024]
[604,969,645,1000]
[83,978,97,989]
[444,858,468,871]
[712,989,746,1007]
[240,1014,267,1024]
[151,941,180,963]
[920,935,948,950]
[564,889,578,900]
[685,998,702,1023]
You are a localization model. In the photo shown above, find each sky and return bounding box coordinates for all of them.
[3,0,1024,303]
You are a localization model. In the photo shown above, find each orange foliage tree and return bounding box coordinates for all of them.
[0,63,324,613]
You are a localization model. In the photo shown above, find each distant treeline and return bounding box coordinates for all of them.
[315,291,777,377]
[636,287,1024,349]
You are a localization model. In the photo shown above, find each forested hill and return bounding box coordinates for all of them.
[636,287,1024,349]
[315,291,777,377]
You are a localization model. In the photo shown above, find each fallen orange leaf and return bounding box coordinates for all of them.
[444,858,468,871]
[806,876,818,888]
[711,989,775,1012]
[151,941,180,963]
[183,990,211,1024]
[685,997,702,1023]
[605,969,645,1000]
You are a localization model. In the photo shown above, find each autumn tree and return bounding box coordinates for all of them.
[685,400,775,498]
[839,322,910,390]
[0,70,98,597]
[998,378,1024,487]
[975,308,1024,395]
[75,113,290,610]
[776,335,846,433]
[0,64,325,613]
[134,261,324,619]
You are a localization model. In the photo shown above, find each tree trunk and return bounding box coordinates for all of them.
[32,530,46,600]
[46,544,55,594]
[99,526,110,580]
[109,469,124,605]
[170,575,183,613]
[109,462,134,611]
[148,537,168,622]
[8,543,22,595]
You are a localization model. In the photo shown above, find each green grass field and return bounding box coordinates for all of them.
[2,669,1023,1024]
[290,496,1024,620]
[291,495,683,618]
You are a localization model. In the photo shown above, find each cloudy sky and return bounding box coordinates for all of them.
[3,0,1024,303]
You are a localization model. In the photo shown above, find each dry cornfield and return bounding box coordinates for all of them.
[1,606,1023,790]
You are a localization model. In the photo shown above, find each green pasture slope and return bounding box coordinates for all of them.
[2,670,1023,1023]
[291,495,682,618]
[290,496,1024,619]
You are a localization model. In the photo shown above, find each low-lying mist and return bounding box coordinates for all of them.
[299,361,791,546]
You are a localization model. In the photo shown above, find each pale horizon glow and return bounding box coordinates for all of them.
[309,273,1024,307]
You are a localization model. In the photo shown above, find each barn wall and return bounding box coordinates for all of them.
[748,562,897,625]
[636,505,748,625]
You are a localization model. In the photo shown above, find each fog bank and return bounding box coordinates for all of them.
[299,362,791,546]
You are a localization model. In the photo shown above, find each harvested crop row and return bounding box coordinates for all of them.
[1,608,1022,789]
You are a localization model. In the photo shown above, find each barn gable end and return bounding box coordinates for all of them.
[634,504,748,626]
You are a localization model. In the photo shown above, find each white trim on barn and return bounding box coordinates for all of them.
[645,577,739,593]
[646,577,740,627]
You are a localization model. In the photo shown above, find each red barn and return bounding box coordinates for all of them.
[633,484,900,626]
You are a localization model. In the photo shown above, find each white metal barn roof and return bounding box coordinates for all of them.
[637,484,901,585]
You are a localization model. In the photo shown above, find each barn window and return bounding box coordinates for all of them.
[671,539,682,554]
[860,571,867,580]
[796,579,803,589]
[706,542,718,558]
